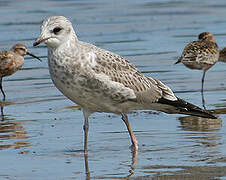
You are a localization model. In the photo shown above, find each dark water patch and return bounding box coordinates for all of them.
[174,87,226,94]
[32,82,53,86]
[77,19,135,25]
[0,95,65,109]
[122,10,209,18]
[25,10,49,14]
[14,96,66,106]
[140,1,193,8]
[173,34,197,38]
[131,165,226,180]
[141,70,174,74]
[95,39,145,45]
[0,0,10,7]
[6,77,50,82]
[64,149,84,153]
[81,30,153,38]
[21,67,48,71]
[124,51,175,57]
[49,0,106,6]
[30,45,47,49]
[214,33,226,37]
[206,4,226,8]
[0,21,41,26]
[113,48,147,53]
[172,33,226,43]
[100,130,144,134]
[173,32,226,39]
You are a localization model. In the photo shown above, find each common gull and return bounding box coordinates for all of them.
[33,16,216,153]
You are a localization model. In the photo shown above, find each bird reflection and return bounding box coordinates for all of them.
[179,115,222,132]
[0,116,31,150]
[0,100,15,121]
[84,149,138,180]
[0,101,5,121]
[178,115,222,149]
[1,106,4,121]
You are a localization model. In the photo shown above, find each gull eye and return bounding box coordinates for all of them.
[53,27,62,35]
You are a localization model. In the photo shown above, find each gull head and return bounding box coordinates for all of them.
[198,32,216,43]
[33,16,76,48]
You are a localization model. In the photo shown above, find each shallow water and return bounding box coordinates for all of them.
[0,0,226,179]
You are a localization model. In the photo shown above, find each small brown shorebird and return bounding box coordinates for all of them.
[0,44,41,101]
[219,47,226,62]
[175,32,219,108]
[33,16,216,154]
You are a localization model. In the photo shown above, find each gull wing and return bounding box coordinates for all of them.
[91,48,177,103]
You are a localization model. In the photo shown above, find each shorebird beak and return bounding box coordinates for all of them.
[27,52,42,61]
[33,36,50,46]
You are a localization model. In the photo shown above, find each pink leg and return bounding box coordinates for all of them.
[121,113,138,150]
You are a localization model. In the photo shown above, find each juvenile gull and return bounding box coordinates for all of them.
[175,32,219,108]
[0,44,41,101]
[33,16,216,153]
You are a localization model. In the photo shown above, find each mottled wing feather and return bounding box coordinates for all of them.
[80,41,139,73]
[146,77,176,101]
[78,41,177,103]
[92,50,177,103]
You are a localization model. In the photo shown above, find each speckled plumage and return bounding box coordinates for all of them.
[0,46,24,77]
[176,32,219,108]
[33,16,216,152]
[219,47,226,62]
[176,32,219,70]
[0,44,41,101]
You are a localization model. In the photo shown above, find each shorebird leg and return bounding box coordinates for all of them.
[83,110,90,154]
[201,70,206,94]
[201,71,206,110]
[121,113,138,150]
[201,91,206,110]
[0,78,6,101]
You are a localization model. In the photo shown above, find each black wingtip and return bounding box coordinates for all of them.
[158,97,217,119]
[176,98,217,119]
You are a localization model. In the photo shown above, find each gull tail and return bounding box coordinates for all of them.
[158,97,217,119]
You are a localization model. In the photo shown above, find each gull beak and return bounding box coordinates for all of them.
[26,51,42,61]
[33,36,50,47]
